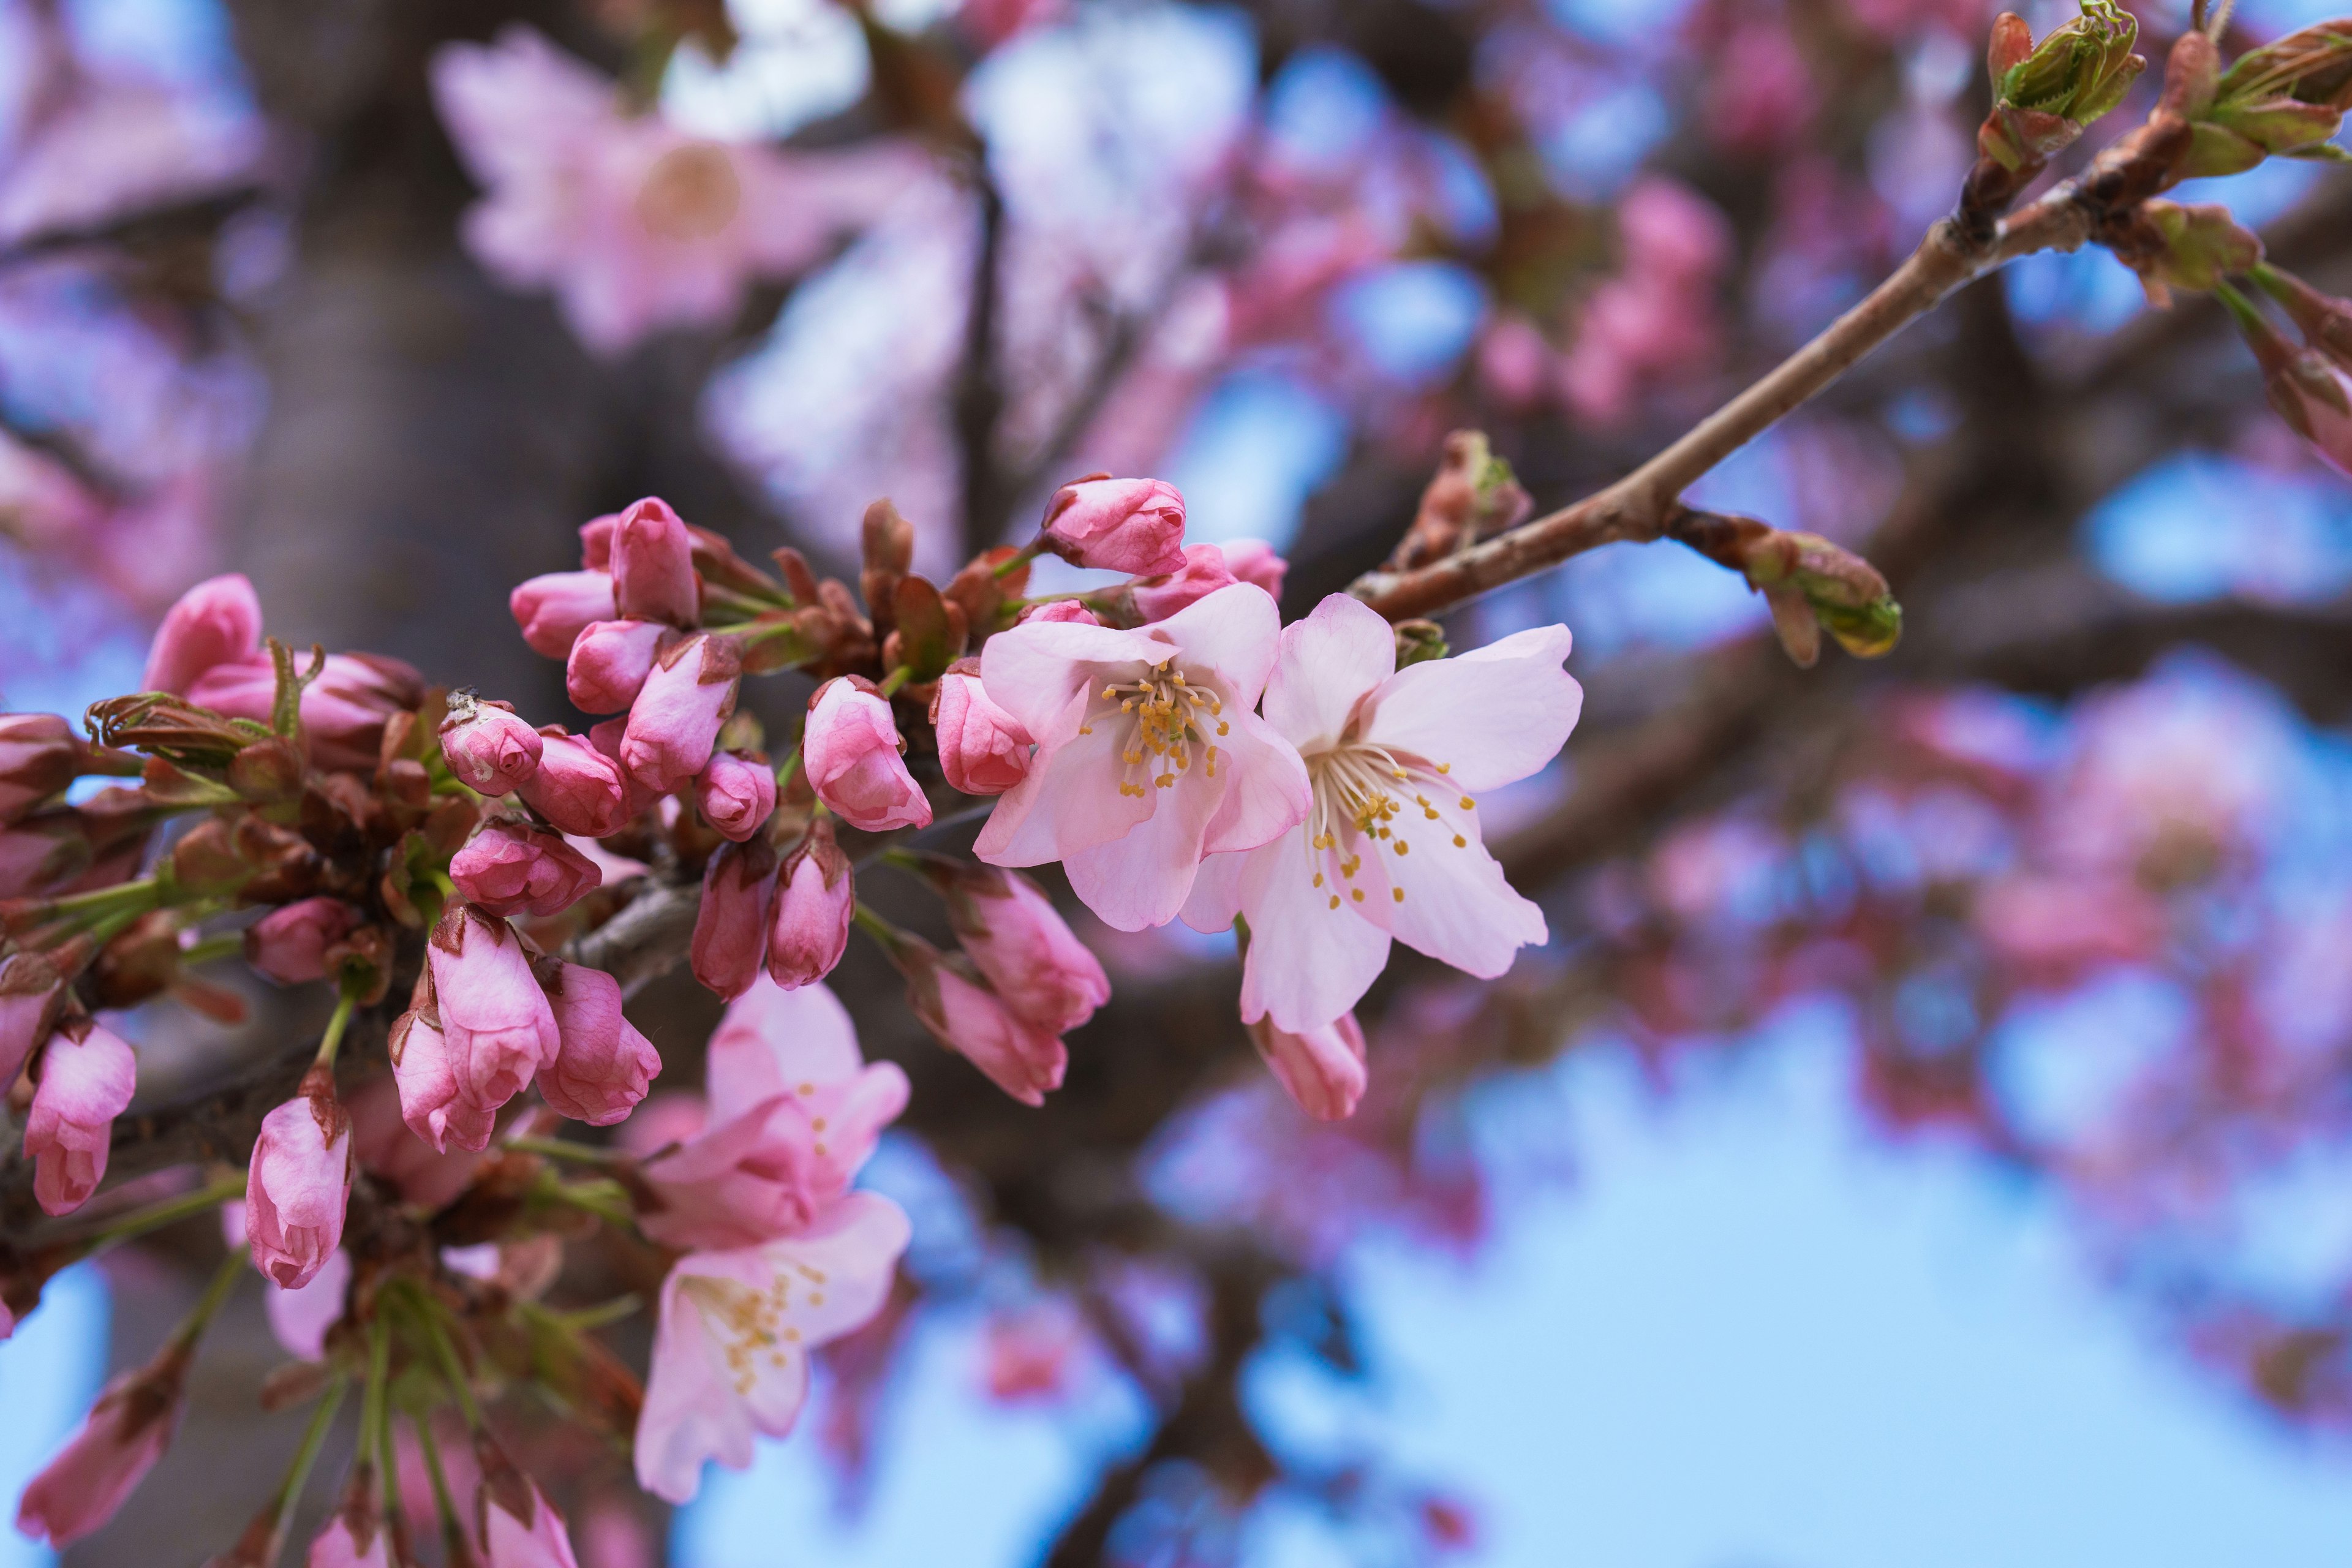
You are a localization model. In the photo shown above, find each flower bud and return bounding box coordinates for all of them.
[1220,538,1289,601]
[246,1065,353,1291]
[804,677,930,832]
[767,820,853,989]
[24,1016,137,1216]
[427,903,562,1120]
[1129,543,1245,623]
[611,496,700,627]
[930,672,1031,797]
[476,1443,582,1568]
[245,897,364,985]
[537,962,660,1126]
[509,570,616,660]
[1038,476,1188,575]
[449,822,603,919]
[0,814,91,898]
[618,633,741,796]
[2255,265,2352,372]
[516,728,631,837]
[143,572,262,695]
[565,618,669,714]
[1246,1011,1368,1120]
[579,511,619,570]
[0,950,67,1089]
[2131,200,2264,296]
[187,652,424,773]
[2214,18,2352,113]
[692,838,777,1000]
[439,695,543,795]
[919,861,1108,1035]
[880,929,1065,1106]
[390,1007,495,1154]
[0,714,83,824]
[2226,285,2352,474]
[15,1336,190,1545]
[695,749,775,842]
[1994,0,2143,125]
[1017,600,1101,627]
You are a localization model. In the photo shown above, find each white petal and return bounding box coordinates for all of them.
[1352,815,1546,978]
[1362,624,1581,791]
[1235,824,1392,1031]
[1262,594,1393,752]
[1199,711,1310,857]
[1063,765,1225,930]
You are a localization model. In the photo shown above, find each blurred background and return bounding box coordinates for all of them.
[7,0,2352,1561]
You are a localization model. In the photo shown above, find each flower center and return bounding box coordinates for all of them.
[1303,740,1477,910]
[636,142,742,241]
[681,1262,828,1395]
[1080,659,1229,799]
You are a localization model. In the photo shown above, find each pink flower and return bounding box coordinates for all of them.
[1180,594,1580,1032]
[695,750,775,842]
[0,714,85,823]
[427,905,562,1123]
[1129,543,1237,623]
[692,838,776,1000]
[925,862,1108,1035]
[143,572,262,694]
[431,26,922,356]
[618,633,740,796]
[245,897,364,986]
[565,619,669,714]
[439,696,544,796]
[247,1066,354,1291]
[537,962,660,1126]
[0,949,68,1090]
[307,1482,391,1568]
[188,652,426,773]
[390,1008,497,1154]
[15,1341,189,1545]
[1220,539,1288,601]
[610,497,699,626]
[639,979,907,1250]
[1019,600,1101,627]
[475,1450,582,1568]
[349,1074,482,1209]
[882,932,1067,1105]
[768,821,854,989]
[1039,477,1188,575]
[450,822,603,919]
[635,1192,911,1503]
[975,583,1308,931]
[932,673,1033,797]
[1246,1011,1367,1120]
[516,729,631,837]
[24,1017,137,1216]
[510,571,616,660]
[802,678,930,831]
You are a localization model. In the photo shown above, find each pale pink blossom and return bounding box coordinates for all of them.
[431,26,924,356]
[619,633,740,796]
[1219,539,1288,601]
[15,1341,189,1545]
[1182,594,1580,1033]
[144,571,262,695]
[0,713,81,824]
[1130,543,1238,624]
[610,497,699,626]
[245,897,364,986]
[924,861,1107,1035]
[767,821,854,989]
[692,838,776,1001]
[390,1008,495,1153]
[695,750,775,842]
[1247,1011,1368,1120]
[1039,477,1188,575]
[0,76,262,249]
[0,950,68,1090]
[426,905,562,1123]
[1019,600,1101,627]
[516,729,631,838]
[635,1192,911,1503]
[24,1017,137,1216]
[187,652,426,772]
[567,619,669,714]
[247,1067,353,1291]
[477,1457,581,1568]
[804,678,930,831]
[450,822,602,919]
[537,962,660,1126]
[510,571,616,660]
[440,698,544,796]
[931,671,1032,797]
[976,584,1308,931]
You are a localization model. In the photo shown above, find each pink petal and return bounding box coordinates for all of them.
[1234,825,1393,1033]
[1261,592,1394,752]
[1362,624,1580,791]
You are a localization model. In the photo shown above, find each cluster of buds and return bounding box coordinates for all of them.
[1961,0,2145,236]
[1664,508,1904,668]
[2177,18,2352,178]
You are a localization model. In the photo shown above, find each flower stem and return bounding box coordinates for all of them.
[171,1245,249,1354]
[357,1312,391,1469]
[314,986,359,1070]
[774,748,802,793]
[272,1376,348,1548]
[85,1170,246,1254]
[178,930,246,967]
[876,665,913,699]
[412,1410,469,1565]
[507,1134,622,1167]
[410,1288,487,1431]
[993,539,1042,578]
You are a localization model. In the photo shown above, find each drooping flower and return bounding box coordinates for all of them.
[767,821,854,989]
[802,678,930,831]
[609,497,700,627]
[1182,593,1581,1033]
[876,928,1068,1106]
[691,838,777,1001]
[246,1065,354,1291]
[1246,1010,1368,1121]
[694,750,775,842]
[634,1192,911,1504]
[509,570,616,660]
[439,696,544,796]
[975,583,1308,930]
[449,822,602,919]
[244,897,364,986]
[24,1016,138,1216]
[390,1006,497,1155]
[15,1338,191,1545]
[930,671,1031,797]
[1038,477,1188,575]
[515,729,631,838]
[619,633,741,796]
[1128,542,1237,624]
[537,962,660,1126]
[426,904,562,1122]
[143,572,262,695]
[918,861,1107,1035]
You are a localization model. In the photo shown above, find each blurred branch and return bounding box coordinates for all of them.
[953,159,1010,558]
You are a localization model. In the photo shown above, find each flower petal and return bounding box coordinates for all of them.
[1352,815,1546,978]
[1144,584,1283,704]
[1199,710,1310,857]
[975,711,1154,867]
[1235,824,1392,1031]
[1362,624,1581,791]
[977,617,1160,741]
[1262,594,1394,752]
[1178,850,1245,934]
[1062,764,1225,930]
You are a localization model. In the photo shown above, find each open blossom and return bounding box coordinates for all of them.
[246,1066,354,1291]
[15,1340,190,1545]
[431,26,924,356]
[246,897,364,985]
[24,1017,138,1216]
[1246,1011,1368,1120]
[428,904,561,1121]
[767,821,854,989]
[619,633,741,795]
[611,497,699,626]
[537,962,660,1125]
[510,570,616,659]
[695,750,775,841]
[0,714,84,823]
[143,571,262,694]
[976,583,1308,930]
[804,678,930,831]
[1183,594,1581,1033]
[567,618,669,714]
[189,652,426,773]
[925,862,1108,1035]
[1039,477,1188,575]
[450,822,602,919]
[516,728,631,837]
[635,1192,911,1504]
[932,671,1031,796]
[439,696,543,795]
[692,838,777,1000]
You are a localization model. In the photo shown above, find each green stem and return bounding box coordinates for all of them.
[357,1313,391,1469]
[178,931,246,967]
[314,986,358,1069]
[534,1295,643,1333]
[774,749,802,793]
[171,1246,249,1354]
[37,876,160,918]
[273,1378,349,1550]
[412,1411,467,1562]
[539,1180,636,1229]
[2214,275,2271,336]
[993,538,1043,578]
[851,900,905,950]
[85,1170,246,1254]
[507,1135,622,1167]
[411,1289,486,1431]
[876,665,913,699]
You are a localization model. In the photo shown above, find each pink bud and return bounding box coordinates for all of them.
[692,839,777,1001]
[187,652,425,773]
[927,965,1068,1107]
[1039,477,1188,575]
[390,1008,496,1154]
[439,696,544,795]
[579,512,619,570]
[1246,1011,1367,1120]
[565,619,670,714]
[427,905,562,1120]
[245,897,364,986]
[1129,543,1237,622]
[347,1073,480,1208]
[538,962,660,1126]
[516,729,631,837]
[1219,538,1288,601]
[143,571,262,694]
[0,817,89,897]
[1017,600,1102,627]
[510,570,617,660]
[478,1463,582,1568]
[804,678,930,832]
[695,750,776,842]
[0,950,67,1091]
[15,1341,188,1545]
[24,1017,137,1216]
[0,714,83,824]
[307,1486,391,1568]
[618,633,741,796]
[938,865,1108,1035]
[611,497,700,627]
[449,823,603,919]
[767,821,853,989]
[246,1065,353,1291]
[930,673,1031,797]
